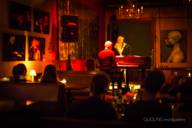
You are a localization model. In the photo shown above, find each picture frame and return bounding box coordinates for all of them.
[160,29,187,64]
[8,1,31,31]
[33,9,50,34]
[28,36,45,61]
[2,33,25,61]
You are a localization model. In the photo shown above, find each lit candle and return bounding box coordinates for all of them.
[119,6,124,16]
[188,72,191,77]
[141,6,143,10]
[141,6,144,13]
[137,8,140,14]
[174,71,178,76]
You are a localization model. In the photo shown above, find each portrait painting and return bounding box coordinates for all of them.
[8,1,31,31]
[160,30,187,63]
[29,36,45,61]
[33,9,50,34]
[2,33,25,61]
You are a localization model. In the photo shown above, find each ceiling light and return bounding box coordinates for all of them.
[117,0,143,18]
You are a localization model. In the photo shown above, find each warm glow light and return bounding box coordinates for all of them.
[118,0,144,18]
[30,69,37,76]
[26,100,34,106]
[108,83,119,90]
[109,85,113,90]
[30,69,37,82]
[60,78,67,84]
[114,85,118,89]
[174,71,178,76]
[0,77,10,82]
[129,83,141,92]
[134,84,141,90]
[188,72,191,77]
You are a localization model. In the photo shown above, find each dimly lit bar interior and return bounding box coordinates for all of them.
[0,0,192,127]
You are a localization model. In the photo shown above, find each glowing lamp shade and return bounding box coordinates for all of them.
[60,78,67,84]
[30,69,37,82]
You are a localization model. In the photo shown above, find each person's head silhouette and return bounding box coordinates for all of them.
[144,69,165,95]
[41,64,57,83]
[90,72,110,97]
[12,63,27,82]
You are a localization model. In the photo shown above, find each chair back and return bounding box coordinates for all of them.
[0,82,65,102]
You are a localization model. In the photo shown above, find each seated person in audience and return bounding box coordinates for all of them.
[98,41,123,90]
[177,78,192,113]
[12,63,27,82]
[67,72,118,120]
[19,65,65,116]
[123,69,172,123]
[165,77,192,126]
[40,64,58,83]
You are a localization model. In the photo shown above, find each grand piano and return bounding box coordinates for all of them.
[115,55,151,68]
[115,55,151,88]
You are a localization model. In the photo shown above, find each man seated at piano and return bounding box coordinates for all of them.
[98,41,123,93]
[114,35,132,56]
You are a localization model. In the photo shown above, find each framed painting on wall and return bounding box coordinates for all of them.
[160,29,187,64]
[2,33,25,61]
[33,9,50,34]
[8,1,31,31]
[28,36,45,61]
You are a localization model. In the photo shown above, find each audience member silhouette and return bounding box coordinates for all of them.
[20,64,65,117]
[165,77,192,126]
[40,64,58,83]
[177,77,192,113]
[123,69,172,124]
[12,63,27,82]
[67,72,117,120]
